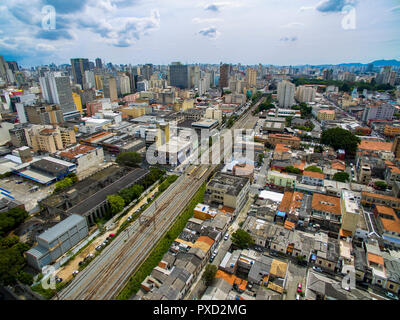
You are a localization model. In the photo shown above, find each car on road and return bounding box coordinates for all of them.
[297,283,302,293]
[269,251,279,257]
[56,277,63,283]
[313,266,323,273]
[385,291,399,300]
[296,294,300,300]
[72,270,79,276]
[109,234,115,238]
[213,249,218,255]
[224,234,229,241]
[95,245,102,251]
[16,180,23,184]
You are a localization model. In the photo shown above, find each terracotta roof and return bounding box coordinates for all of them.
[303,170,325,179]
[339,229,352,237]
[58,144,96,160]
[376,205,396,216]
[279,192,303,214]
[358,140,393,152]
[385,160,395,166]
[368,253,384,266]
[274,144,291,153]
[284,220,295,231]
[331,160,345,171]
[196,236,214,247]
[362,192,400,202]
[388,166,400,174]
[269,259,288,278]
[381,218,400,234]
[319,110,335,114]
[216,270,247,291]
[269,134,301,141]
[312,193,342,215]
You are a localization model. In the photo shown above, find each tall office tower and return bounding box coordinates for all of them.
[323,69,334,81]
[103,76,118,101]
[95,58,103,69]
[189,65,201,89]
[125,72,136,92]
[219,64,230,88]
[7,61,19,72]
[277,80,295,108]
[118,74,131,95]
[246,68,257,87]
[39,73,77,116]
[71,58,90,87]
[142,64,153,81]
[84,70,96,89]
[169,62,190,89]
[0,56,10,83]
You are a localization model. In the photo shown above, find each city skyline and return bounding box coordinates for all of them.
[1,0,400,67]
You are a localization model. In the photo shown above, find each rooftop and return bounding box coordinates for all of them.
[38,214,85,243]
[312,193,342,215]
[358,140,393,152]
[303,171,325,180]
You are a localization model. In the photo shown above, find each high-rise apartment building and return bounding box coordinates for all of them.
[0,56,10,83]
[246,68,257,87]
[277,80,295,108]
[71,58,90,87]
[169,62,190,89]
[142,64,153,81]
[39,73,77,116]
[362,103,395,122]
[219,64,230,88]
[25,104,64,125]
[84,70,96,89]
[118,74,131,95]
[295,86,316,103]
[103,76,118,101]
[95,58,102,69]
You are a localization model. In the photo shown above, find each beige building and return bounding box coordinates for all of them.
[205,172,250,211]
[246,68,257,87]
[317,109,335,121]
[121,106,146,118]
[295,86,316,103]
[340,190,361,237]
[27,125,76,153]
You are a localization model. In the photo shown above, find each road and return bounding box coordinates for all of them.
[284,261,307,300]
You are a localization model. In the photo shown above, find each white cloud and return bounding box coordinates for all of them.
[192,17,223,24]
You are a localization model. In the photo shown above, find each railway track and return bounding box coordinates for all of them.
[58,165,214,300]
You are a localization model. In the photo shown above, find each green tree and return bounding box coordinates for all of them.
[231,229,254,249]
[258,153,265,166]
[202,264,218,286]
[333,172,350,183]
[320,128,361,155]
[107,195,125,215]
[116,152,142,167]
[305,166,323,173]
[0,236,31,286]
[285,116,293,127]
[0,208,29,237]
[374,181,387,191]
[284,166,301,175]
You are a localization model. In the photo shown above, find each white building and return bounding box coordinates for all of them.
[296,86,316,103]
[84,70,96,89]
[278,80,295,108]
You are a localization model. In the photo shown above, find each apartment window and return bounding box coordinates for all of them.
[319,260,322,265]
[328,263,331,268]
[377,280,381,284]
[389,284,394,289]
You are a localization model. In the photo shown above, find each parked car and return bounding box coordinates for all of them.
[386,291,399,300]
[78,261,84,266]
[72,270,79,276]
[224,234,229,241]
[269,251,279,257]
[213,249,218,255]
[109,234,115,238]
[297,283,302,293]
[296,294,300,300]
[15,180,23,184]
[56,277,63,283]
[95,245,102,251]
[313,266,323,273]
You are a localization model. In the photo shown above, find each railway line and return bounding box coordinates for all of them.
[57,95,262,300]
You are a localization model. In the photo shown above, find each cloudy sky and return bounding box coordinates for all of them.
[0,0,399,67]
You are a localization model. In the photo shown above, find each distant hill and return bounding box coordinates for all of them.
[294,59,400,68]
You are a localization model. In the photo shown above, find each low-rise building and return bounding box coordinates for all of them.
[302,171,325,187]
[311,194,342,236]
[267,133,301,148]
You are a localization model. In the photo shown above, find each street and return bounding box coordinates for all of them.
[284,261,307,300]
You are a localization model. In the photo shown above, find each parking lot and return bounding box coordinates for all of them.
[0,175,55,213]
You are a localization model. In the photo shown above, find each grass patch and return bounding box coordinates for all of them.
[115,183,206,300]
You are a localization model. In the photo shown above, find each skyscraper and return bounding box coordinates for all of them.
[0,56,10,83]
[277,80,295,108]
[219,64,230,88]
[142,64,153,81]
[95,58,102,69]
[39,72,78,117]
[246,68,257,87]
[71,58,90,87]
[103,76,118,101]
[169,62,190,89]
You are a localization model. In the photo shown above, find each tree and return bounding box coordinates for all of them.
[116,152,142,167]
[258,153,265,166]
[374,181,387,191]
[333,172,350,183]
[320,128,361,155]
[202,264,217,286]
[231,229,254,249]
[284,166,301,175]
[107,195,125,215]
[305,166,323,173]
[0,208,29,237]
[0,236,31,286]
[285,116,293,127]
